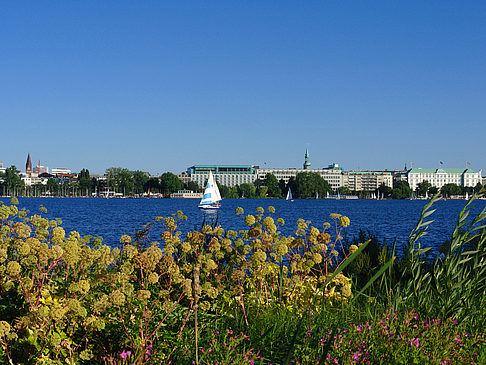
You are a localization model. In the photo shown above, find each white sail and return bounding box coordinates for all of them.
[465,191,469,200]
[286,187,293,201]
[199,171,222,207]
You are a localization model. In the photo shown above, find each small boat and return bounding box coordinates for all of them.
[286,187,294,202]
[198,171,222,210]
[316,191,319,200]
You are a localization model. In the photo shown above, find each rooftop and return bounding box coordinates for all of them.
[409,168,477,174]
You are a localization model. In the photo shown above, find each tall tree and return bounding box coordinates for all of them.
[4,166,24,195]
[441,183,462,198]
[295,172,332,198]
[78,168,92,195]
[391,180,412,199]
[263,173,282,198]
[133,170,149,195]
[416,180,431,197]
[160,172,183,195]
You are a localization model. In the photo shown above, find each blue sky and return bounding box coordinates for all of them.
[1,1,485,175]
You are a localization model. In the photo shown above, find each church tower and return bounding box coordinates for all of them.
[303,147,311,170]
[26,153,32,176]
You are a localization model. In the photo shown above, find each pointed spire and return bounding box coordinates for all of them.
[26,153,32,175]
[303,147,311,170]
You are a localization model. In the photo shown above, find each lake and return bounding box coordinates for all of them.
[1,197,485,257]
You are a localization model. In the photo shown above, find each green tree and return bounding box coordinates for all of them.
[416,180,431,197]
[263,174,282,198]
[144,177,161,194]
[429,186,439,195]
[441,183,462,198]
[391,180,411,199]
[133,171,149,195]
[185,181,201,192]
[474,182,483,193]
[377,183,393,199]
[78,168,92,196]
[337,186,352,196]
[239,183,257,199]
[295,172,332,199]
[160,172,183,195]
[258,185,269,198]
[4,166,24,196]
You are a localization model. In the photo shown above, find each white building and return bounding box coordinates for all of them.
[407,168,482,191]
[342,171,393,191]
[188,165,257,188]
[170,189,203,198]
[0,162,5,175]
[51,168,72,175]
[256,164,344,190]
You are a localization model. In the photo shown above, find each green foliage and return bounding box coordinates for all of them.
[295,172,332,199]
[391,180,412,199]
[416,180,431,197]
[263,173,282,198]
[160,172,183,194]
[441,182,462,197]
[1,195,485,364]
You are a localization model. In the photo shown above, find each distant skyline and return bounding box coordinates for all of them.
[1,1,485,175]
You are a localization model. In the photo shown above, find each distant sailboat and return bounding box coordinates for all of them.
[465,191,469,200]
[198,171,222,209]
[326,191,330,199]
[316,191,319,200]
[286,187,293,202]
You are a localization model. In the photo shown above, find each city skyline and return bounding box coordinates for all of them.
[1,2,485,174]
[0,151,482,177]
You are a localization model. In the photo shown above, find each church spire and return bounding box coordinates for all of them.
[303,147,311,170]
[26,153,32,176]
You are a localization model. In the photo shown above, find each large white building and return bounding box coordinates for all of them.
[256,164,344,190]
[342,171,393,191]
[187,165,257,188]
[407,168,482,191]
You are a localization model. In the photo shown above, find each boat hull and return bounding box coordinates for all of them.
[198,203,221,210]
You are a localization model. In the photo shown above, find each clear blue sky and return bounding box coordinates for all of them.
[1,1,485,175]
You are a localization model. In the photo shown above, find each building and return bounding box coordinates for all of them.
[187,165,257,188]
[26,153,32,176]
[0,162,5,175]
[407,168,482,191]
[170,189,203,198]
[51,168,72,176]
[256,164,344,191]
[342,171,393,191]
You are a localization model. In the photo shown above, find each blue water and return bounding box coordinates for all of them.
[1,197,485,257]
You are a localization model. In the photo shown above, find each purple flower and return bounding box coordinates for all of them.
[409,338,420,347]
[352,352,361,361]
[119,350,132,359]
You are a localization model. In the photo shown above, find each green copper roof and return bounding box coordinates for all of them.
[409,168,477,174]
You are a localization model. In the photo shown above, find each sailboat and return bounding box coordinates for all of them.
[286,187,293,202]
[465,191,469,200]
[198,171,222,210]
[316,191,319,200]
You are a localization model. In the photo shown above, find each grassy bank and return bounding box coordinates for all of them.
[0,193,485,364]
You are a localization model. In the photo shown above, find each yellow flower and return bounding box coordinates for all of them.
[339,216,350,228]
[349,244,359,254]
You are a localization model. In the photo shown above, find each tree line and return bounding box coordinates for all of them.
[1,165,483,199]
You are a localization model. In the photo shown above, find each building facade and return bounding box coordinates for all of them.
[342,171,393,191]
[187,165,257,188]
[407,168,482,191]
[256,164,344,191]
